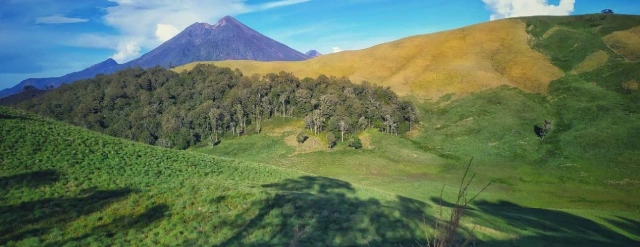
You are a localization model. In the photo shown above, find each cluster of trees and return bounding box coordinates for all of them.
[15,64,417,149]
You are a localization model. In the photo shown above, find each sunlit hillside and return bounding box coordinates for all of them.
[176,18,564,99]
[176,14,640,100]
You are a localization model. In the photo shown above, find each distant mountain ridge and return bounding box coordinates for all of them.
[0,58,118,99]
[305,50,322,58]
[0,16,309,99]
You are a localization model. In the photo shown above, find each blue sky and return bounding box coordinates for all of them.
[1,0,639,90]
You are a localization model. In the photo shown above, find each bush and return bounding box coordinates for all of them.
[349,137,363,149]
[326,132,336,148]
[296,132,308,144]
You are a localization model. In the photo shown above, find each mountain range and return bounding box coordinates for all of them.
[0,58,118,99]
[0,16,310,99]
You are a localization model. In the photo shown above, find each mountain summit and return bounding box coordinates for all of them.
[0,16,309,99]
[124,15,309,68]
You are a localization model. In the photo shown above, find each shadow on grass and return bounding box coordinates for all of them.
[213,175,433,246]
[471,200,639,246]
[0,170,151,245]
[605,216,640,241]
[0,188,135,245]
[0,170,59,193]
[49,204,170,247]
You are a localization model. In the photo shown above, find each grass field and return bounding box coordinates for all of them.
[194,78,640,245]
[1,106,441,246]
[3,97,639,246]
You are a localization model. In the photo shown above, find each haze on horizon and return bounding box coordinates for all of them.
[1,0,639,90]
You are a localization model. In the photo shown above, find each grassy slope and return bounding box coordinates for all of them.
[189,14,640,245]
[196,109,640,245]
[190,14,640,210]
[1,106,444,246]
[3,105,638,246]
[175,18,564,99]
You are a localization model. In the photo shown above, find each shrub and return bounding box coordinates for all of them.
[296,132,308,144]
[349,137,363,149]
[326,132,336,148]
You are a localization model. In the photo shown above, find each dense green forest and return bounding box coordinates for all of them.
[13,64,417,149]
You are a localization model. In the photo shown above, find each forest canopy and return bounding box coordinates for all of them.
[14,64,417,149]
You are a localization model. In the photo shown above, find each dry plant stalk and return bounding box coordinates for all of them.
[423,157,491,247]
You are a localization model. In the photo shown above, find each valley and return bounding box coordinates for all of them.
[2,12,640,247]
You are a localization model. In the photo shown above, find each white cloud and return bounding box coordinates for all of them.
[482,0,575,20]
[100,0,309,63]
[332,47,343,53]
[112,41,142,63]
[259,0,310,10]
[155,24,180,42]
[36,15,88,24]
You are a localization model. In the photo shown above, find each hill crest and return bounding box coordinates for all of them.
[176,15,640,99]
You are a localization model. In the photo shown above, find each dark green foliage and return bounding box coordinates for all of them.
[534,120,552,139]
[326,132,336,148]
[522,14,640,72]
[349,136,363,149]
[13,64,416,149]
[296,132,308,144]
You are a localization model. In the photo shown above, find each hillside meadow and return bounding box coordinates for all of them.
[3,14,640,246]
[3,106,639,246]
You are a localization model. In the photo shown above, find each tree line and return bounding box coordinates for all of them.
[14,64,417,149]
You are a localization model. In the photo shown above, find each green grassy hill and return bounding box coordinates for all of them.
[0,106,438,246]
[3,106,639,246]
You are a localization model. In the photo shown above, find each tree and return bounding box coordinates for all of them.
[358,116,368,131]
[234,104,245,136]
[338,118,350,142]
[326,132,336,149]
[279,93,289,119]
[12,65,419,151]
[208,108,222,146]
[312,109,324,135]
[349,136,363,149]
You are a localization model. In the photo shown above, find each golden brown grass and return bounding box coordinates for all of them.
[284,134,324,154]
[174,19,563,99]
[622,80,639,91]
[604,26,640,62]
[358,132,374,150]
[571,50,609,74]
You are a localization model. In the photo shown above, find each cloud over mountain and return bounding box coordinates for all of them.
[102,0,309,63]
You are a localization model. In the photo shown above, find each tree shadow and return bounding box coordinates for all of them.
[0,170,59,198]
[0,174,136,245]
[213,175,433,246]
[48,204,170,246]
[471,200,639,246]
[605,216,640,240]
